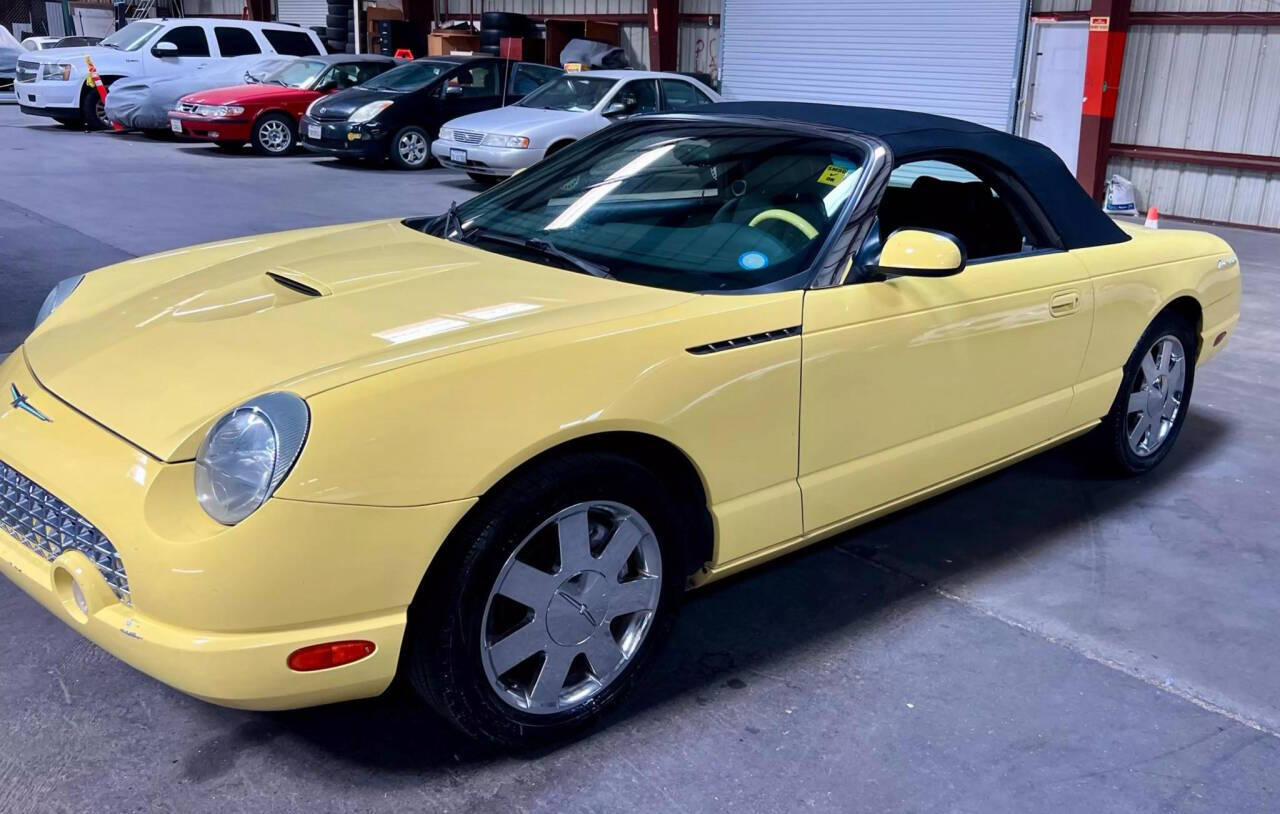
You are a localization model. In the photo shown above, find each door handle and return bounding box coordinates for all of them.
[1049,290,1079,317]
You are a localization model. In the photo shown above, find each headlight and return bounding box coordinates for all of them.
[41,63,73,81]
[34,274,85,329]
[195,392,309,525]
[194,104,245,118]
[348,100,393,123]
[437,127,453,141]
[481,134,530,149]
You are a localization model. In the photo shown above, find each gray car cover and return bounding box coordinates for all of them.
[105,55,299,130]
[1,26,21,94]
[558,38,628,70]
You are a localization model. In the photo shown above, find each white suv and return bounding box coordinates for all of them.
[14,18,325,130]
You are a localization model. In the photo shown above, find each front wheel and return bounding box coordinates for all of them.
[406,452,686,747]
[1092,310,1197,475]
[251,112,296,156]
[389,125,431,170]
[79,88,110,131]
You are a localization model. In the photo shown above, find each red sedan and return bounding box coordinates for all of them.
[169,55,397,156]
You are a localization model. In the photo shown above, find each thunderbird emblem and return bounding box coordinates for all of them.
[9,384,51,422]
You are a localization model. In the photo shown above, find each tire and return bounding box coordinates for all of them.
[388,125,431,169]
[325,13,348,27]
[250,112,296,156]
[326,26,346,41]
[1090,309,1197,475]
[326,0,349,12]
[79,87,109,131]
[467,172,500,187]
[405,451,687,747]
[215,141,245,152]
[480,29,502,48]
[481,11,533,34]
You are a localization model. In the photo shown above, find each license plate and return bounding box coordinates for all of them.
[170,118,182,134]
[307,123,321,140]
[450,148,467,164]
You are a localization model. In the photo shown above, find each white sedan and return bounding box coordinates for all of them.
[431,69,720,185]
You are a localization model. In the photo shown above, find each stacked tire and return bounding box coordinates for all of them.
[479,11,535,56]
[326,1,352,54]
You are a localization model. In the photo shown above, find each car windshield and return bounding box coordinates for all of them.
[518,75,616,112]
[361,60,450,92]
[443,122,867,292]
[266,58,326,88]
[100,22,161,51]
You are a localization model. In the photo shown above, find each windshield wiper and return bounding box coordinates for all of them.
[470,229,614,280]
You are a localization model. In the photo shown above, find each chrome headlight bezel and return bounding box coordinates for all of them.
[194,104,245,118]
[40,63,73,81]
[195,392,310,525]
[34,274,85,329]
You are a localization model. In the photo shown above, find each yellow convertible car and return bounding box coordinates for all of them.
[0,103,1241,746]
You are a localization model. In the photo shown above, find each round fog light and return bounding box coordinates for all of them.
[71,580,89,616]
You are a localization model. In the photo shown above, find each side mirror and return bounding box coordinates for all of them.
[602,101,628,118]
[874,229,966,277]
[444,84,464,97]
[151,41,179,57]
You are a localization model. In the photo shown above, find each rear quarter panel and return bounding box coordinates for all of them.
[1066,224,1240,425]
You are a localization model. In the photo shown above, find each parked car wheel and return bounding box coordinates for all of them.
[251,112,297,156]
[1093,309,1198,475]
[79,87,110,131]
[481,11,534,35]
[406,452,685,747]
[467,172,500,187]
[389,125,431,169]
[215,141,245,153]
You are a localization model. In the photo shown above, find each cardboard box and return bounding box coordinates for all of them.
[428,31,481,56]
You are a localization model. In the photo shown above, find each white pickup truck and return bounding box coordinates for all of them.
[14,18,325,130]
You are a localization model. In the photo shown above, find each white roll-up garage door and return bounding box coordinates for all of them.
[277,0,327,30]
[720,0,1027,132]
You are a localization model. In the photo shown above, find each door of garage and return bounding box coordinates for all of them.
[277,0,327,30]
[1020,20,1088,175]
[718,0,1028,132]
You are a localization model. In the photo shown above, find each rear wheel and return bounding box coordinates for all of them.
[1092,310,1197,475]
[389,125,431,169]
[251,112,296,156]
[406,452,686,747]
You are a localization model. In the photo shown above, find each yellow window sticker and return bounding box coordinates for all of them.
[818,164,849,186]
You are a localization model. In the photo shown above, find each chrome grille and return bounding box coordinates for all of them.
[453,130,484,144]
[0,460,130,604]
[16,61,38,83]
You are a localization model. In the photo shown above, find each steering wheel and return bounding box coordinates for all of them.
[748,209,819,241]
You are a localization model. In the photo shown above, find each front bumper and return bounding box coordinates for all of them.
[298,114,387,159]
[14,79,80,113]
[0,349,476,710]
[168,111,253,142]
[430,138,543,177]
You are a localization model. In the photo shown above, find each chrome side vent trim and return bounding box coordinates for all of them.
[686,325,801,355]
[266,271,325,297]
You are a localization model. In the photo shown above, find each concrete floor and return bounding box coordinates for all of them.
[1,105,1278,812]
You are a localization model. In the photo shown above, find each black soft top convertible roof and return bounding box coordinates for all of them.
[690,102,1129,250]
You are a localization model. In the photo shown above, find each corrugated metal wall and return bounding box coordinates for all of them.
[444,0,651,67]
[1108,19,1280,227]
[1031,0,1089,12]
[679,0,721,79]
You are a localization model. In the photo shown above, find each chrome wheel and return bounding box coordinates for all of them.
[95,100,107,128]
[396,131,428,166]
[481,501,662,715]
[258,119,292,153]
[1126,334,1186,457]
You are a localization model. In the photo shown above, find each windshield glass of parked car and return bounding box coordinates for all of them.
[448,122,867,292]
[100,21,162,51]
[266,58,326,88]
[361,60,449,92]
[517,76,616,112]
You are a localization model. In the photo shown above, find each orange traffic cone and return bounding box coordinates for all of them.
[1144,206,1160,229]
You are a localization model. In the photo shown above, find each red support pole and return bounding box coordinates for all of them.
[1076,0,1131,201]
[647,0,678,72]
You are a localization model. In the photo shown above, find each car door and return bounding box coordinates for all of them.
[797,159,1095,533]
[508,63,561,101]
[601,78,661,120]
[658,78,714,111]
[147,24,214,76]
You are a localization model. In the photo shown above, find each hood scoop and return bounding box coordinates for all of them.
[266,269,331,297]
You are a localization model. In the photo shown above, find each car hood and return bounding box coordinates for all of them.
[25,220,692,461]
[21,45,117,65]
[447,105,587,133]
[181,83,314,105]
[307,87,397,119]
